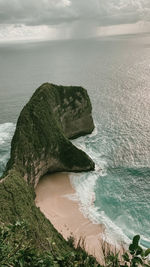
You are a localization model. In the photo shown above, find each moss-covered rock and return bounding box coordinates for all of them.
[5,83,95,186]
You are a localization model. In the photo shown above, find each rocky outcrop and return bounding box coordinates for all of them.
[5,83,95,186]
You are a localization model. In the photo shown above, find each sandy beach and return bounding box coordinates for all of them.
[35,172,106,263]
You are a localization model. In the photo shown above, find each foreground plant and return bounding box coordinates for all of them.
[0,221,100,266]
[104,235,150,267]
[0,221,150,267]
[121,235,150,267]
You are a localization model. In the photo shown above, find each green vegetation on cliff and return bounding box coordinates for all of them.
[0,83,98,266]
[0,170,67,251]
[5,83,95,186]
[0,170,100,266]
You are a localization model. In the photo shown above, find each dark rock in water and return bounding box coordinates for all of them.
[5,83,95,186]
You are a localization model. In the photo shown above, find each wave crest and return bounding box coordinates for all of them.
[0,122,15,176]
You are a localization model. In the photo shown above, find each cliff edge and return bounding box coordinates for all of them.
[5,83,95,186]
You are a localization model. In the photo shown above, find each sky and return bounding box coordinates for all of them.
[0,0,150,41]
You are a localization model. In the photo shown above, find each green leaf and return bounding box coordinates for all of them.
[123,252,130,262]
[136,246,143,256]
[132,235,140,249]
[129,243,135,252]
[132,256,143,265]
[145,248,150,257]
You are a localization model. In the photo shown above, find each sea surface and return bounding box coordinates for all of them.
[0,34,150,247]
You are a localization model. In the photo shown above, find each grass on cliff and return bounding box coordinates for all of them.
[0,170,100,266]
[0,221,99,267]
[0,219,150,267]
[0,170,71,253]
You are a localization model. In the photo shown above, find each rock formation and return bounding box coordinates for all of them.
[5,83,95,186]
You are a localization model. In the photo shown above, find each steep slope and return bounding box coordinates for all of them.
[5,83,95,186]
[0,83,98,266]
[0,170,100,266]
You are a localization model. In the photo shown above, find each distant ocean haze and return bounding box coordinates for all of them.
[0,34,150,247]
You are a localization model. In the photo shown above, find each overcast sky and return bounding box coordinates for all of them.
[0,0,150,41]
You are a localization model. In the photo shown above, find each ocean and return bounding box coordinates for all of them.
[0,33,150,247]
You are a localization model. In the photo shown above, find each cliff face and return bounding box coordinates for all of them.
[5,83,95,186]
[0,169,74,257]
[0,170,99,266]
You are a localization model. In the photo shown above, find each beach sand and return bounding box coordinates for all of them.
[35,172,106,263]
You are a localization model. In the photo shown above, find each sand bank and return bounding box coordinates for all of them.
[35,172,106,263]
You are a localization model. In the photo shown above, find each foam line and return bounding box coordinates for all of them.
[0,122,15,176]
[69,129,149,248]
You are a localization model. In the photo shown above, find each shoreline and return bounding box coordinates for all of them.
[35,172,106,263]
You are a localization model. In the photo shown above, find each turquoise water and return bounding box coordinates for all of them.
[0,34,150,246]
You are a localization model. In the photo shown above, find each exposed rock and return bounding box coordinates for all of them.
[5,83,95,186]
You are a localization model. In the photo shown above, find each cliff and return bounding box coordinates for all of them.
[5,83,95,186]
[0,169,98,266]
[0,83,98,266]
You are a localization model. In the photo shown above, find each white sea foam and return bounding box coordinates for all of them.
[0,122,15,175]
[69,172,100,223]
[69,128,133,247]
[69,170,131,247]
[88,123,98,137]
[0,123,15,145]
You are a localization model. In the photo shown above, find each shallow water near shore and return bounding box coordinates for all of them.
[0,34,150,247]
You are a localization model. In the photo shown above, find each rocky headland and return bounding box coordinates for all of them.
[0,83,99,266]
[5,83,95,187]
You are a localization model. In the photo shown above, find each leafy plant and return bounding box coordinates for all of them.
[121,235,150,267]
[103,235,150,267]
[0,221,54,266]
[1,220,150,267]
[0,221,100,266]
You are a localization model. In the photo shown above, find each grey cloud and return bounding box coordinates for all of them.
[71,0,150,25]
[0,0,77,25]
[96,0,150,26]
[0,0,150,27]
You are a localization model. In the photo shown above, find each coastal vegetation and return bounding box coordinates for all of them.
[0,218,150,266]
[0,220,99,266]
[102,235,150,267]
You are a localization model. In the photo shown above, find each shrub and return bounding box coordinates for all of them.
[103,235,150,267]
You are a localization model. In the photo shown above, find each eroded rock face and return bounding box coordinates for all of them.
[5,83,95,186]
